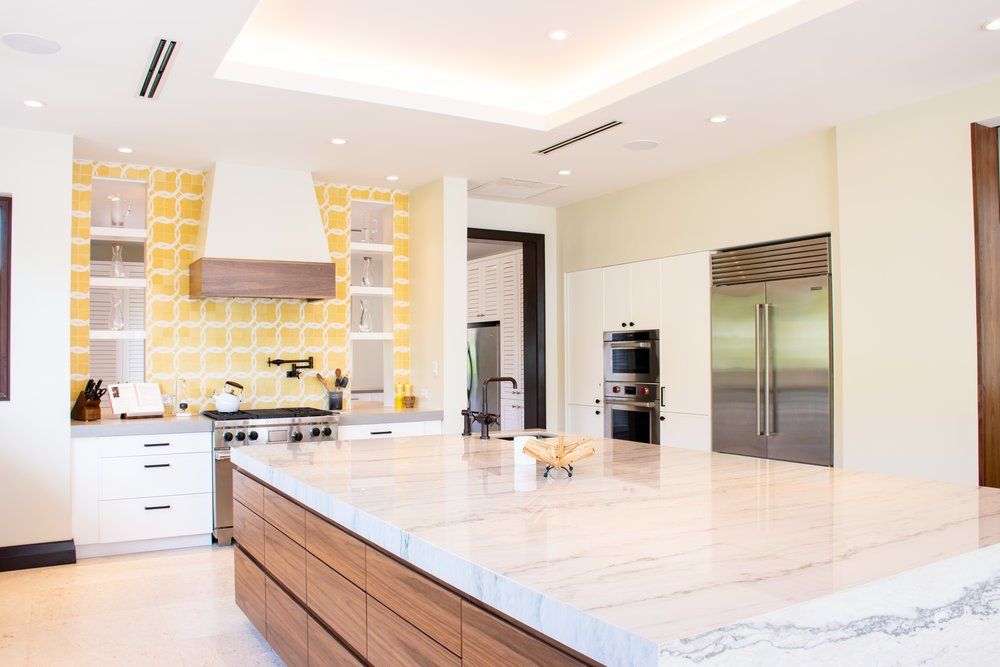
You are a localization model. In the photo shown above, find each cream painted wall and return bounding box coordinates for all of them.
[0,128,73,548]
[836,77,1000,485]
[468,198,559,428]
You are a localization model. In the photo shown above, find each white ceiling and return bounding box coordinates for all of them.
[2,0,1000,207]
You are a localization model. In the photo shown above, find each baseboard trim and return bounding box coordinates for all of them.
[0,539,76,572]
[75,533,212,559]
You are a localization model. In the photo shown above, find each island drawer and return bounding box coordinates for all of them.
[309,617,363,666]
[265,488,306,545]
[234,546,266,637]
[265,523,306,601]
[99,452,211,500]
[337,421,427,440]
[461,601,583,666]
[365,546,461,655]
[306,553,366,657]
[98,492,212,543]
[366,596,459,667]
[266,577,308,667]
[233,470,264,516]
[234,497,264,562]
[306,512,365,589]
[99,432,210,458]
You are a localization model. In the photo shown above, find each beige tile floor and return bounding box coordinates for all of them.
[0,545,280,666]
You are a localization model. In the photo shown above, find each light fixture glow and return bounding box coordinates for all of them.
[386,175,399,181]
[623,139,659,151]
[557,169,572,176]
[23,99,45,108]
[708,115,729,124]
[117,146,134,154]
[984,18,1000,31]
[547,30,570,41]
[330,138,347,145]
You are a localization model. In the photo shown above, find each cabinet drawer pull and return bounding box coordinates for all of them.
[144,463,170,469]
[370,430,392,435]
[144,504,171,511]
[143,442,170,448]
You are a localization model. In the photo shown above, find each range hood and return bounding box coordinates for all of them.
[190,162,336,300]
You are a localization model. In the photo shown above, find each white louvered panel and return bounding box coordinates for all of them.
[481,259,500,320]
[467,262,482,322]
[499,250,523,429]
[89,260,146,401]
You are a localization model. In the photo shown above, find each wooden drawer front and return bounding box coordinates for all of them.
[461,601,583,667]
[366,596,459,667]
[99,493,212,543]
[306,512,365,589]
[366,547,461,655]
[233,499,264,562]
[338,421,426,441]
[264,488,306,545]
[266,577,308,667]
[306,553,366,657]
[99,432,210,458]
[234,546,266,637]
[309,617,362,666]
[265,522,306,600]
[233,470,264,516]
[99,452,211,500]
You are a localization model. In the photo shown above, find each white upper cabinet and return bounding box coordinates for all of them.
[565,268,605,406]
[602,261,660,331]
[659,252,712,415]
[499,251,523,392]
[467,262,483,321]
[467,257,501,323]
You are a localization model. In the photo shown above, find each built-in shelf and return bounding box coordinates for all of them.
[350,242,393,255]
[350,286,393,296]
[90,277,146,289]
[90,227,146,243]
[350,332,393,341]
[90,329,147,341]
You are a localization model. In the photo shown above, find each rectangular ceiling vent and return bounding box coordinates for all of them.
[139,38,178,99]
[534,121,623,154]
[468,178,564,200]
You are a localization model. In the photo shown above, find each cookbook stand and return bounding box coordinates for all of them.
[109,382,165,419]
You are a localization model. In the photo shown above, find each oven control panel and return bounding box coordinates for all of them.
[604,382,659,403]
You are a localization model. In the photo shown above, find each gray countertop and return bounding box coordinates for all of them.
[337,405,444,426]
[70,414,213,437]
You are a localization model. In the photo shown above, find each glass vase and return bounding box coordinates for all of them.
[361,256,373,287]
[108,195,131,228]
[111,243,126,278]
[108,291,126,330]
[367,215,380,243]
[358,298,372,333]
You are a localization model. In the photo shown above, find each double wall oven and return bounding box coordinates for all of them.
[603,330,661,444]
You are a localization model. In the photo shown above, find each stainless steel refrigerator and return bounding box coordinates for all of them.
[710,237,832,466]
[467,323,500,433]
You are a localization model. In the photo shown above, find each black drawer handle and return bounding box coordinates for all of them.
[144,442,170,448]
[144,463,170,469]
[370,430,392,435]
[144,505,171,511]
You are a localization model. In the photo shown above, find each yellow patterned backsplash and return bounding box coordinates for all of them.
[70,160,410,410]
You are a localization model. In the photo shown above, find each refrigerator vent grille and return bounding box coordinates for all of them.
[711,237,829,286]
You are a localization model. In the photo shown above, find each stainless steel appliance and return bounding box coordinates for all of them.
[603,330,660,384]
[204,407,338,544]
[604,381,660,444]
[710,236,832,466]
[467,323,500,434]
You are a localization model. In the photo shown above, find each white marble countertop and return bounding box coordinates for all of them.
[336,403,444,425]
[231,432,1000,666]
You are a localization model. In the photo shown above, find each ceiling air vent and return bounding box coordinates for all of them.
[139,38,178,99]
[534,121,623,155]
[468,178,564,200]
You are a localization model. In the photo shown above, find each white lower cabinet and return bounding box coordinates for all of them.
[566,404,605,438]
[337,420,443,441]
[660,412,711,452]
[99,493,213,544]
[500,398,524,431]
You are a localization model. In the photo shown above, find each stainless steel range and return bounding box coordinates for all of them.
[205,407,338,544]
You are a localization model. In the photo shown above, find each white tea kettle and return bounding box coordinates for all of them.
[213,380,244,412]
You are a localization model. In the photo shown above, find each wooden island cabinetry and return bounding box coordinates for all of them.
[231,468,589,667]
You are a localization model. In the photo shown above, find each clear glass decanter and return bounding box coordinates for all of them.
[358,298,372,333]
[108,291,126,330]
[111,243,126,279]
[108,195,131,228]
[367,215,380,243]
[361,256,373,287]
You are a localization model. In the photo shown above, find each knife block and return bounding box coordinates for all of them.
[71,392,102,422]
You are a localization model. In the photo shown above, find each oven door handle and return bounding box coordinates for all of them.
[214,450,231,461]
[604,399,658,409]
[609,342,651,349]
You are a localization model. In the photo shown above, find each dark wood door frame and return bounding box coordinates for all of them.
[0,196,10,401]
[467,228,546,428]
[972,122,1000,488]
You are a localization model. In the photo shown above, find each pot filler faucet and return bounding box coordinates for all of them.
[461,376,518,440]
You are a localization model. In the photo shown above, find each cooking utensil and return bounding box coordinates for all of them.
[316,373,330,391]
[84,379,95,399]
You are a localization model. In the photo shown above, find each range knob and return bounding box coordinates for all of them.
[248,431,259,441]
[223,432,234,442]
[311,427,321,437]
[322,427,333,437]
[235,432,246,441]
[291,431,303,442]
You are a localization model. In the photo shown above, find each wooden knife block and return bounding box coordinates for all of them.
[71,392,102,422]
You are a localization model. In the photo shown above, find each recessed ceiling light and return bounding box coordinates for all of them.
[23,99,45,108]
[2,33,61,55]
[547,30,570,41]
[330,138,347,145]
[623,139,659,151]
[984,18,1000,31]
[708,115,729,124]
[386,175,399,181]
[557,169,572,176]
[117,146,134,154]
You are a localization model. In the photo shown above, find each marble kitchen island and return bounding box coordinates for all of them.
[231,433,1000,665]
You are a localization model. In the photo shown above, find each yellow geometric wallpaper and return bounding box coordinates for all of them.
[70,160,410,410]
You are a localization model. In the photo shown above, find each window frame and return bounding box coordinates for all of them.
[0,196,10,401]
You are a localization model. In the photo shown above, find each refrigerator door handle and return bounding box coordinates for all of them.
[764,303,773,437]
[755,303,763,436]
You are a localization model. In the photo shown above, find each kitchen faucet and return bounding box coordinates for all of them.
[474,376,518,440]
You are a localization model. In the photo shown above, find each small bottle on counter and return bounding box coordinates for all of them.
[394,383,404,409]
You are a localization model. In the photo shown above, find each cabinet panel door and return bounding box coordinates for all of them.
[500,398,524,431]
[565,269,604,406]
[629,259,661,330]
[660,412,711,452]
[566,404,605,439]
[234,546,266,637]
[660,252,712,416]
[601,264,631,331]
[480,258,500,320]
[467,262,482,322]
[499,251,523,390]
[266,577,309,667]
